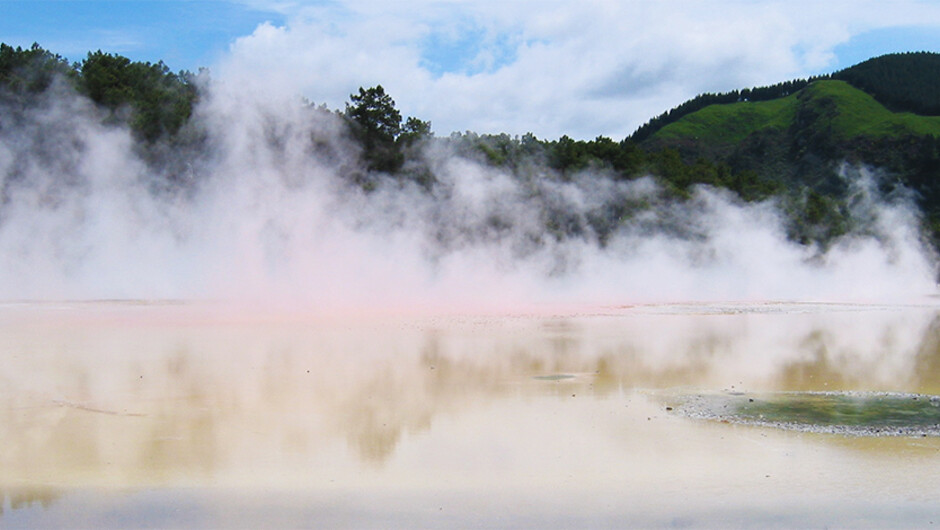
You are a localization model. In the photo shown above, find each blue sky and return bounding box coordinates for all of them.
[3,1,940,139]
[0,1,286,70]
[833,25,940,68]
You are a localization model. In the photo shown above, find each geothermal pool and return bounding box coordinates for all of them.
[1,301,939,528]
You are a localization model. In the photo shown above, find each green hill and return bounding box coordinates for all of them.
[638,69,940,248]
[650,79,940,146]
[631,52,940,143]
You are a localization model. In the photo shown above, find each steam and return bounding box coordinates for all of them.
[0,74,936,311]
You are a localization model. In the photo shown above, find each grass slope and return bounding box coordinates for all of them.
[814,80,940,138]
[651,80,940,146]
[652,92,796,144]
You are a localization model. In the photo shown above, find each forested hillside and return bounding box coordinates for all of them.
[638,54,940,248]
[2,43,940,257]
[831,52,940,115]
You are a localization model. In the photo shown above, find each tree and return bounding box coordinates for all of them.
[0,43,73,98]
[345,85,405,173]
[345,85,401,141]
[78,50,197,142]
[549,135,587,172]
[398,116,432,147]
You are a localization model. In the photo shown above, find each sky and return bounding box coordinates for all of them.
[3,0,940,140]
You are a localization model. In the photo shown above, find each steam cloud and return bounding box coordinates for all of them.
[0,75,936,312]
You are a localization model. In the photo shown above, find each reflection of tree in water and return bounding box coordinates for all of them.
[341,332,508,463]
[0,345,220,487]
[337,323,724,463]
[136,347,219,481]
[0,403,112,486]
[777,330,850,391]
[343,369,432,463]
[589,334,728,394]
[3,308,938,475]
[0,487,61,516]
[336,314,940,463]
[913,315,940,393]
[777,319,939,393]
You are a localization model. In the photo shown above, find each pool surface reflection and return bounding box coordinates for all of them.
[1,301,939,528]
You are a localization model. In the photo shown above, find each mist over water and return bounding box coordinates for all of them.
[0,76,936,311]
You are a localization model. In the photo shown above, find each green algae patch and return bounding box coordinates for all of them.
[673,391,940,437]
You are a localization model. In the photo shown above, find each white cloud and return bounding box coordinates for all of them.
[216,0,940,139]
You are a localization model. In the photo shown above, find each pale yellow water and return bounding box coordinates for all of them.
[1,301,938,528]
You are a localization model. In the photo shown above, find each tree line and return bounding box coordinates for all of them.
[1,43,197,143]
[3,42,940,252]
[0,42,784,196]
[831,51,940,116]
